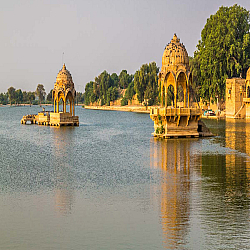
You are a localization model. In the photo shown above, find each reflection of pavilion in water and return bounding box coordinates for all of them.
[150,138,201,249]
[53,128,75,215]
[225,119,250,183]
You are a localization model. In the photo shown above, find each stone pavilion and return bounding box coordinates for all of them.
[21,64,79,126]
[150,34,204,138]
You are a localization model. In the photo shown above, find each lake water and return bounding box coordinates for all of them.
[0,106,250,249]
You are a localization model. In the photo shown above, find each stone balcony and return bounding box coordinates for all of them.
[150,107,203,138]
[150,107,202,117]
[243,98,250,104]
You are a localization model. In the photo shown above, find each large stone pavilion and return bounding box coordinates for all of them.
[150,34,204,138]
[21,64,79,126]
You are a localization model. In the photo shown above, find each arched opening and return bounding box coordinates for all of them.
[162,85,166,107]
[165,72,176,107]
[167,85,175,107]
[177,85,184,107]
[59,99,64,112]
[247,86,250,98]
[187,73,192,107]
[177,72,188,108]
[58,92,65,113]
[66,91,74,116]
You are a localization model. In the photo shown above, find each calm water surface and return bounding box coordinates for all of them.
[0,106,250,249]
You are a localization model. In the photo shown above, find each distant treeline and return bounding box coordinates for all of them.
[84,62,159,106]
[0,84,84,105]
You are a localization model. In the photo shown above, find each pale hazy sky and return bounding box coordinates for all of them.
[1,0,250,93]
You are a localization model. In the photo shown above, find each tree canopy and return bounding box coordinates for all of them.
[7,87,16,105]
[193,4,250,101]
[36,84,46,104]
[84,63,159,106]
[134,62,159,105]
[84,70,131,106]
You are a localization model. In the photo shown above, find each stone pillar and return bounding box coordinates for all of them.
[70,101,72,115]
[187,87,190,108]
[54,98,56,113]
[174,87,177,108]
[184,89,187,108]
[165,86,167,108]
[73,101,75,116]
[161,80,163,107]
[63,100,66,113]
[56,100,59,113]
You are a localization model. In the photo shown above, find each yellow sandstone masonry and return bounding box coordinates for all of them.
[150,34,206,138]
[21,64,79,126]
[225,67,250,119]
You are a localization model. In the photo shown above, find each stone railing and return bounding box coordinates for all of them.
[243,98,250,103]
[150,107,202,116]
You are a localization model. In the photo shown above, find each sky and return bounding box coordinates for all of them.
[0,0,250,93]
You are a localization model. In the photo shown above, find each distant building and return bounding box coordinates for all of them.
[225,67,250,118]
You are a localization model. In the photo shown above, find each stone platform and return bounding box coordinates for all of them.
[21,112,79,126]
[21,114,37,124]
[150,107,212,138]
[49,112,79,126]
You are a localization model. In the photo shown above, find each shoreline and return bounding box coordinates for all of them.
[84,105,150,113]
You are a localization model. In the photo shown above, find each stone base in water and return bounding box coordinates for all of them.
[150,107,213,139]
[21,111,79,127]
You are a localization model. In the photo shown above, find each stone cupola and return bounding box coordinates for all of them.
[52,64,76,115]
[162,33,190,74]
[159,34,192,108]
[54,63,75,92]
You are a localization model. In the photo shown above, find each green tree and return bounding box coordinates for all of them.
[36,84,46,105]
[134,62,159,104]
[118,70,133,89]
[27,91,35,106]
[0,93,8,105]
[15,89,23,104]
[84,81,96,105]
[111,73,119,87]
[22,91,28,104]
[46,89,53,103]
[84,70,132,106]
[189,56,201,103]
[7,87,16,105]
[194,4,250,101]
[76,92,84,105]
[124,81,135,102]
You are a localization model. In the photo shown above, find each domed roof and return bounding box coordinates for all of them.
[55,64,74,86]
[162,34,189,73]
[54,64,75,93]
[247,67,250,81]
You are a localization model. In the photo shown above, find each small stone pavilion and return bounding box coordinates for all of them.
[225,67,250,118]
[21,64,79,126]
[150,34,204,138]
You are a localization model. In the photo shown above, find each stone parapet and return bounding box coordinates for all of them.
[150,107,203,138]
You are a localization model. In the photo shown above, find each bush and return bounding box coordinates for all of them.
[156,127,160,134]
[160,125,165,134]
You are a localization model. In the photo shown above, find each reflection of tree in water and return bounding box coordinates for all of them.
[150,138,201,249]
[52,127,75,215]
